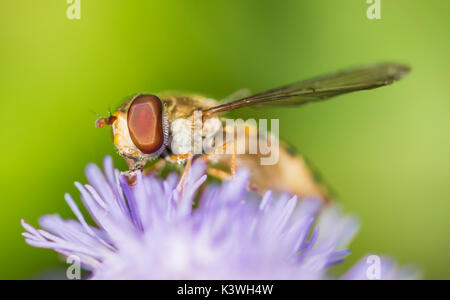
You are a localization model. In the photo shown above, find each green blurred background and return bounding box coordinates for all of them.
[1,0,449,279]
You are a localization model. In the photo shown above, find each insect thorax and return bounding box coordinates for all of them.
[169,115,223,157]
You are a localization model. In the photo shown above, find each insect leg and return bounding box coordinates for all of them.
[206,166,232,181]
[202,141,236,176]
[142,159,166,176]
[175,152,194,196]
[167,153,192,163]
[206,165,262,195]
[231,141,236,176]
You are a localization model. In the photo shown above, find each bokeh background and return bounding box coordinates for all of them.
[1,0,449,279]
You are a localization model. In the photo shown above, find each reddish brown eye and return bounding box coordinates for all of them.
[127,94,164,154]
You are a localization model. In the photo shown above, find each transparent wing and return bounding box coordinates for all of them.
[219,88,252,103]
[202,63,410,115]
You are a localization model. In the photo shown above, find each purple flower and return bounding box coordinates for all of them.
[22,156,418,280]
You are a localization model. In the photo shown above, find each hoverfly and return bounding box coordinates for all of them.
[96,63,410,199]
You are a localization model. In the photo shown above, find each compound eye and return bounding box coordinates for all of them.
[127,94,164,154]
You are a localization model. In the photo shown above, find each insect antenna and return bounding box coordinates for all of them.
[93,108,117,128]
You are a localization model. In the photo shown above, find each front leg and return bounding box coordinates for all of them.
[142,159,166,176]
[166,153,194,196]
